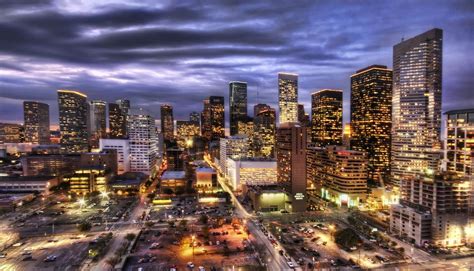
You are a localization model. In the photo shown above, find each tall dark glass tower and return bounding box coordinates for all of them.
[161,104,174,141]
[391,28,443,186]
[350,65,393,184]
[57,90,89,153]
[229,81,247,136]
[278,73,298,124]
[23,101,50,144]
[311,89,343,146]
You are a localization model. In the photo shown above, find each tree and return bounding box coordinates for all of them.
[146,193,155,200]
[199,214,209,224]
[145,221,155,228]
[334,228,362,249]
[78,221,92,232]
[125,233,136,242]
[179,219,188,228]
[106,256,119,267]
[163,188,174,195]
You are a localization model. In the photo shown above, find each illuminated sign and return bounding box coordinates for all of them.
[295,193,305,200]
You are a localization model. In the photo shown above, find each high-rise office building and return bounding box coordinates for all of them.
[306,145,368,207]
[0,123,24,143]
[254,103,271,117]
[311,89,343,146]
[176,120,200,148]
[23,101,50,144]
[109,103,127,139]
[351,65,393,184]
[160,104,174,141]
[89,100,107,148]
[128,108,158,175]
[391,28,443,186]
[57,90,89,153]
[189,112,201,125]
[219,136,249,176]
[201,98,212,141]
[276,122,307,212]
[209,96,225,140]
[254,107,276,158]
[229,81,248,136]
[444,109,474,177]
[116,99,130,115]
[278,73,298,124]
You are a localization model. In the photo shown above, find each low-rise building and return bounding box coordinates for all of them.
[195,167,217,193]
[64,166,112,195]
[0,176,58,194]
[21,154,81,176]
[160,171,186,194]
[244,185,289,212]
[227,158,277,191]
[219,136,249,176]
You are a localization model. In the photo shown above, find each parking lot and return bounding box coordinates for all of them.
[0,233,95,271]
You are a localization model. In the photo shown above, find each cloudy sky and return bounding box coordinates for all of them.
[0,0,472,127]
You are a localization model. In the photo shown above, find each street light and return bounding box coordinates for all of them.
[78,198,86,209]
[100,191,109,200]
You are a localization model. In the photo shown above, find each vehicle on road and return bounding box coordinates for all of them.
[44,255,57,262]
[187,262,195,268]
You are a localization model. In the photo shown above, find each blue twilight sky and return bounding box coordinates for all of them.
[0,0,473,128]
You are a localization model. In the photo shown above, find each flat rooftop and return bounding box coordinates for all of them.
[161,171,186,180]
[196,167,216,173]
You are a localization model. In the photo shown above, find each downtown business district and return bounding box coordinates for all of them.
[0,28,473,270]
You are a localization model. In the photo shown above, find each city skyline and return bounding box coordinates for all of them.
[1,1,472,126]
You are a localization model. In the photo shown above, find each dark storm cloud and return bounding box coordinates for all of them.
[0,0,472,124]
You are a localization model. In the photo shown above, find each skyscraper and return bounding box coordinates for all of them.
[189,112,200,125]
[311,89,343,146]
[209,96,225,140]
[254,103,271,117]
[176,120,200,148]
[278,73,298,124]
[57,90,89,153]
[254,107,276,158]
[23,101,50,144]
[391,28,443,186]
[201,98,212,141]
[276,122,307,212]
[89,100,107,148]
[444,108,474,177]
[229,81,248,135]
[160,104,174,141]
[128,108,158,174]
[109,103,127,139]
[351,65,393,184]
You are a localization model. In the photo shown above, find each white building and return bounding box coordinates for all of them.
[227,158,277,191]
[128,109,158,175]
[219,136,249,176]
[99,138,130,174]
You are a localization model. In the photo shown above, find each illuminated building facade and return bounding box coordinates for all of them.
[350,65,392,184]
[307,145,368,207]
[57,90,89,153]
[176,120,200,148]
[391,28,443,186]
[276,122,307,212]
[108,103,128,139]
[311,89,343,147]
[278,73,298,124]
[189,112,200,126]
[160,104,174,141]
[88,100,107,148]
[254,107,276,158]
[219,136,249,176]
[201,98,212,141]
[229,81,248,136]
[128,109,158,175]
[23,101,50,144]
[390,172,473,247]
[209,96,225,140]
[160,171,186,194]
[444,109,474,177]
[227,158,277,191]
[65,166,111,195]
[237,117,254,156]
[0,123,24,143]
[195,167,217,193]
